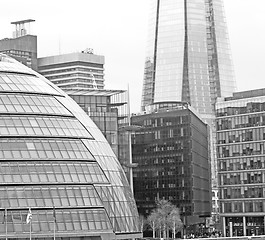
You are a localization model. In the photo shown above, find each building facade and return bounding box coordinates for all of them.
[141,0,236,112]
[216,89,265,237]
[0,19,37,71]
[38,50,105,90]
[131,102,211,227]
[141,0,237,188]
[64,89,134,188]
[0,54,141,240]
[39,52,136,190]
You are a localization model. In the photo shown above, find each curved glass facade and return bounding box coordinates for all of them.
[0,54,141,240]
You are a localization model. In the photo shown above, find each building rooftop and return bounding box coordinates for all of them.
[11,19,35,25]
[38,51,105,65]
[64,89,125,96]
[224,88,265,101]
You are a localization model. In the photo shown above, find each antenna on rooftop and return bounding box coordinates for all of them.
[11,19,35,38]
[82,48,94,54]
[59,36,61,55]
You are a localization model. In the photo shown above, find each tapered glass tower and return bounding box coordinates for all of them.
[141,0,237,187]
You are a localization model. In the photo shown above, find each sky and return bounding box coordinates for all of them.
[0,0,265,113]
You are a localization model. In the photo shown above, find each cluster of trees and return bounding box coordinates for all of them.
[140,200,183,239]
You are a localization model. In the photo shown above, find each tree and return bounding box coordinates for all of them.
[169,207,183,238]
[147,209,160,238]
[156,199,173,238]
[146,200,183,239]
[139,214,148,233]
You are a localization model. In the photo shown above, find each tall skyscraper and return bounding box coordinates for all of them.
[141,0,237,187]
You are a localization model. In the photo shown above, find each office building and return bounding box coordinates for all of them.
[0,19,37,71]
[131,102,211,227]
[64,89,135,188]
[64,89,127,156]
[216,89,265,237]
[38,50,105,90]
[141,0,237,187]
[0,54,141,240]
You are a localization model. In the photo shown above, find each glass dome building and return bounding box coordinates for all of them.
[0,54,141,240]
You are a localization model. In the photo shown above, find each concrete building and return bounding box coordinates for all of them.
[0,54,141,240]
[216,89,265,237]
[38,50,105,90]
[0,19,37,71]
[131,102,211,228]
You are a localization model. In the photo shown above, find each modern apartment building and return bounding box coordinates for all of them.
[131,102,211,227]
[0,54,141,240]
[0,19,37,71]
[216,89,265,237]
[141,0,237,188]
[38,50,105,90]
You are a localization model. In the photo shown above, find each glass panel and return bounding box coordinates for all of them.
[0,185,103,209]
[0,139,94,161]
[0,116,92,138]
[0,73,61,96]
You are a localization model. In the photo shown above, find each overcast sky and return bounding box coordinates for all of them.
[1,0,265,113]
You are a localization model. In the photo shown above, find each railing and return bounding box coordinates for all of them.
[139,236,265,240]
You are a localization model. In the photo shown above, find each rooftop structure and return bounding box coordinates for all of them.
[11,19,35,38]
[0,19,37,70]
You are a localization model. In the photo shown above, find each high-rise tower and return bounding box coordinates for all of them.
[141,0,237,187]
[141,0,236,112]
